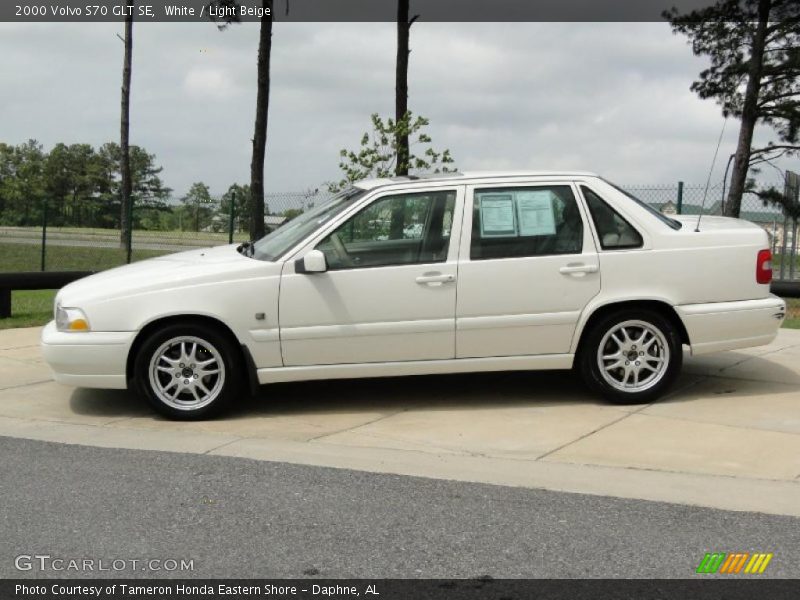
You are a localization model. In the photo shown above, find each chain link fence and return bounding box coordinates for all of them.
[1,181,797,280]
[625,181,797,280]
[0,190,334,273]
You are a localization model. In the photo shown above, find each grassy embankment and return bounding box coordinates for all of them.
[0,242,169,330]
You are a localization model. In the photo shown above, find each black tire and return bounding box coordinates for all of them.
[133,322,243,420]
[578,308,682,405]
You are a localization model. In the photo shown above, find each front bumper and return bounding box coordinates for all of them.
[40,321,134,389]
[676,295,786,356]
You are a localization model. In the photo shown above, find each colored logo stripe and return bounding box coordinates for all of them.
[696,552,773,574]
[697,553,726,574]
[744,553,773,574]
[720,553,748,574]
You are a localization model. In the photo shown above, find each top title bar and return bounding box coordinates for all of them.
[3,0,729,23]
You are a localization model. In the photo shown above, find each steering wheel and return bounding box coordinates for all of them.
[329,233,354,267]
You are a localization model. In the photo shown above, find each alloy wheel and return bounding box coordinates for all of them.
[147,336,225,411]
[596,320,670,393]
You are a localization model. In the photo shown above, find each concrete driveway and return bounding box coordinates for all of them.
[2,326,800,516]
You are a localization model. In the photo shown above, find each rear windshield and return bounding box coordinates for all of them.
[602,179,683,231]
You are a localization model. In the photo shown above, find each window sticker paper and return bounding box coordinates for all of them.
[479,194,517,237]
[516,191,556,236]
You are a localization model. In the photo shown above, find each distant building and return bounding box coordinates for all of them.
[202,215,225,233]
[264,215,287,232]
[660,201,677,216]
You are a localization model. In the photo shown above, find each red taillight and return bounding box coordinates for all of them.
[756,249,772,284]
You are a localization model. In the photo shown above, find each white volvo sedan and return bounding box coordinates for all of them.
[42,172,786,419]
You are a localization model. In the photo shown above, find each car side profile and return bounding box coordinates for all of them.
[41,172,787,419]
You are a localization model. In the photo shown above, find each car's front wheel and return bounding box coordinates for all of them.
[578,309,682,405]
[133,322,242,420]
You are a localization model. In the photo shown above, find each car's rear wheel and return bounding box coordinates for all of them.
[134,322,242,420]
[578,309,682,405]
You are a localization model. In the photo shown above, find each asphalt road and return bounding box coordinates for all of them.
[1,436,798,579]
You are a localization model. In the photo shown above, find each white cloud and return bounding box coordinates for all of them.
[184,66,238,99]
[0,21,791,197]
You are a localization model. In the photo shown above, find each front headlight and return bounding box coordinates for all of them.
[55,305,91,332]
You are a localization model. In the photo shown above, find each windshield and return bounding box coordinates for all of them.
[602,178,682,231]
[251,187,367,261]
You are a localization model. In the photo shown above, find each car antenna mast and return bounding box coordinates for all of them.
[695,117,728,232]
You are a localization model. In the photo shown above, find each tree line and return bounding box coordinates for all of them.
[0,140,168,229]
[0,140,256,232]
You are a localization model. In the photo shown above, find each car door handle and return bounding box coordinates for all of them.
[559,263,599,275]
[415,273,456,285]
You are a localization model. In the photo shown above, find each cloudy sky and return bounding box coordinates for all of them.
[1,21,791,197]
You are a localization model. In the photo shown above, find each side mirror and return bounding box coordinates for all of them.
[295,249,327,274]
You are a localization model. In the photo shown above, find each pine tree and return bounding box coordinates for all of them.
[666,0,800,217]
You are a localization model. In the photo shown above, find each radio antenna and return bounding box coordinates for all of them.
[696,117,728,232]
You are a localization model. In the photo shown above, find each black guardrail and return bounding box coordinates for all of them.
[0,271,94,318]
[771,280,800,298]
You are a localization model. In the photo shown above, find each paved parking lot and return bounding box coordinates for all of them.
[1,326,800,516]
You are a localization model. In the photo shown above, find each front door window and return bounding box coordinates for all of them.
[316,190,456,269]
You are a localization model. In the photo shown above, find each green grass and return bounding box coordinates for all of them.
[0,243,173,329]
[773,254,800,274]
[0,242,169,272]
[0,289,56,330]
[784,298,800,329]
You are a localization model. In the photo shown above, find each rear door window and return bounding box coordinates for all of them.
[470,185,583,260]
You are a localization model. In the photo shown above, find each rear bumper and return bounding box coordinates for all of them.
[676,296,786,356]
[40,321,133,389]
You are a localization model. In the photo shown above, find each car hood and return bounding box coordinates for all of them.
[57,244,280,306]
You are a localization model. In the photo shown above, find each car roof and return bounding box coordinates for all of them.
[352,171,599,191]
